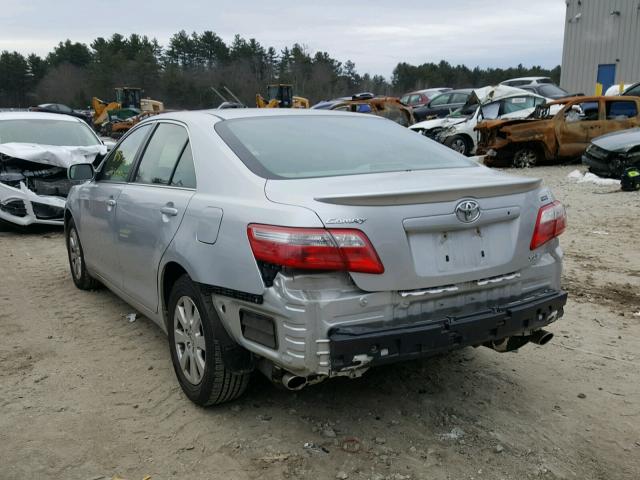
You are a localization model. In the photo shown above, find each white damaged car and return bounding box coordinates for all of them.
[409,85,546,156]
[0,112,106,227]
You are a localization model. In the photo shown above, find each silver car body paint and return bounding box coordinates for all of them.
[66,109,563,378]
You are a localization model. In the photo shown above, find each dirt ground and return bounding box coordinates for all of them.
[1,165,639,480]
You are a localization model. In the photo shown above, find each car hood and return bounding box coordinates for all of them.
[467,85,534,105]
[410,116,467,131]
[0,142,106,168]
[591,128,640,153]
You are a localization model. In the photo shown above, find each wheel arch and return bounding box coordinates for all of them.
[64,208,73,230]
[161,261,190,330]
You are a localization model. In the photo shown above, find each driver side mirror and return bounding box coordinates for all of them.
[68,163,95,181]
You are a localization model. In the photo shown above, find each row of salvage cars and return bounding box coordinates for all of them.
[2,84,639,229]
[409,82,640,177]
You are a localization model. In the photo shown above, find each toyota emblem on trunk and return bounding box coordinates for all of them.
[455,200,481,223]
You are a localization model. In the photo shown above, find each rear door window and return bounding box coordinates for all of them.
[133,123,189,185]
[99,124,151,182]
[606,101,638,119]
[409,94,422,105]
[429,94,451,106]
[170,142,196,188]
[450,93,469,103]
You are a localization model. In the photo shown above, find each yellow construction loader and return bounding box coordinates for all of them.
[92,87,164,137]
[256,84,309,109]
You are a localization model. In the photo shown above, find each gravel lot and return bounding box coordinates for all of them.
[1,165,639,480]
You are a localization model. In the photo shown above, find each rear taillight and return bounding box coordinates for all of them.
[247,224,384,274]
[530,200,566,250]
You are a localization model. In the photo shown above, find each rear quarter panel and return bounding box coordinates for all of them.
[157,114,325,298]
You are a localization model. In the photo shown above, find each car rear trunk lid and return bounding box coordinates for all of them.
[264,166,543,292]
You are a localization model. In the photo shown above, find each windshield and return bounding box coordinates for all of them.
[0,119,100,146]
[448,103,477,118]
[216,115,475,179]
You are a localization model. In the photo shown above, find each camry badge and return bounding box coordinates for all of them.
[325,218,367,225]
[455,200,481,223]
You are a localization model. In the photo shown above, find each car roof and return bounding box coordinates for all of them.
[149,108,371,123]
[438,88,473,95]
[408,88,450,95]
[0,111,82,122]
[502,76,551,82]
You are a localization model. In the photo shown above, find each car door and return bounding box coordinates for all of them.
[78,124,152,285]
[556,100,602,157]
[115,121,196,312]
[428,93,451,110]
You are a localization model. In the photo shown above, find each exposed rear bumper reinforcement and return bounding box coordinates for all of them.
[329,289,567,370]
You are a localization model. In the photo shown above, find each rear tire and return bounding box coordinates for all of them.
[66,218,100,290]
[444,135,471,156]
[512,147,540,168]
[168,275,250,406]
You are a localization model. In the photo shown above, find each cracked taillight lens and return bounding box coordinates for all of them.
[247,224,384,274]
[530,201,566,250]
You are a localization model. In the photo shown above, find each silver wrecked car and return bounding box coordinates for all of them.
[64,109,568,405]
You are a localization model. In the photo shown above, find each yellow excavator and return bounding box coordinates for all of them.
[256,84,309,109]
[92,87,164,136]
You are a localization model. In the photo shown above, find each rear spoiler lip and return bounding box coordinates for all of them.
[314,177,542,206]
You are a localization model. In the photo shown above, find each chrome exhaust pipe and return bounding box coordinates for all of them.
[529,329,554,345]
[282,373,308,391]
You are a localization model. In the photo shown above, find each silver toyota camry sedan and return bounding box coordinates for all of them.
[65,109,567,406]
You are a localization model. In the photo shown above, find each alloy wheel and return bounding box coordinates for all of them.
[173,296,206,385]
[450,138,467,154]
[68,228,83,280]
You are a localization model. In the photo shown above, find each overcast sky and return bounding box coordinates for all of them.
[1,0,566,77]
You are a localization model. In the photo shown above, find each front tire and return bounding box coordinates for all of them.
[66,219,100,290]
[168,275,250,406]
[444,134,471,156]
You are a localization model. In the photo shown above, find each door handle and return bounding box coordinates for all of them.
[160,206,178,217]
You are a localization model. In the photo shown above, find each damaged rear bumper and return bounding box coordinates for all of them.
[329,289,567,371]
[0,182,65,226]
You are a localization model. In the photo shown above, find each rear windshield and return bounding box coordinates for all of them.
[215,115,475,179]
[538,84,569,98]
[0,119,99,146]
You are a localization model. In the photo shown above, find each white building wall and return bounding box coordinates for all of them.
[561,0,640,95]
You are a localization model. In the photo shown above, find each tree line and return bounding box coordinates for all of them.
[0,31,561,109]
